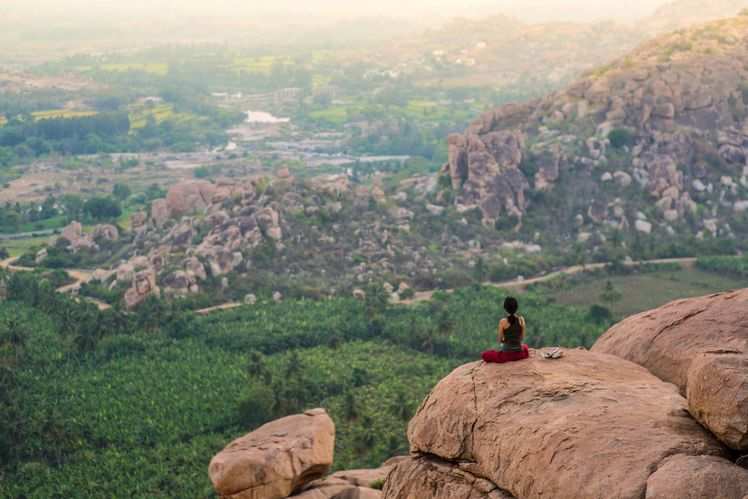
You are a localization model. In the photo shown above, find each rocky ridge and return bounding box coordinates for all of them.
[441,14,748,243]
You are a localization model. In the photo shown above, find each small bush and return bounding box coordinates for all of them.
[370,478,385,490]
[587,305,612,324]
[608,128,635,149]
[237,381,276,429]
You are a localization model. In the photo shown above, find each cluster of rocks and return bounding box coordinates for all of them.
[209,408,396,499]
[442,15,748,240]
[85,170,515,308]
[58,221,119,253]
[87,178,288,307]
[381,289,748,498]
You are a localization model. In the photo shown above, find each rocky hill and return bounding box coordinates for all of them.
[440,13,748,247]
[67,173,530,308]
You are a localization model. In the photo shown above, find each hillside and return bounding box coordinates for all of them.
[441,13,748,256]
[19,16,748,308]
[644,0,748,33]
[375,16,644,91]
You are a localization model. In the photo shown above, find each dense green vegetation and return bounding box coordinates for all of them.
[0,270,616,498]
[697,254,748,278]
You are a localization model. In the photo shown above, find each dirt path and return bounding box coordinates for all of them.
[0,257,109,310]
[397,257,697,305]
[193,257,699,315]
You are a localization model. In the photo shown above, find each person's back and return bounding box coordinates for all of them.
[500,315,525,353]
[482,296,530,364]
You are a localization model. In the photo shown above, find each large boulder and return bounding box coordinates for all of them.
[123,270,159,309]
[209,408,335,499]
[61,221,83,243]
[645,454,748,499]
[396,349,738,499]
[59,221,98,252]
[151,199,170,227]
[92,224,119,242]
[593,289,748,450]
[166,180,216,217]
[443,129,530,224]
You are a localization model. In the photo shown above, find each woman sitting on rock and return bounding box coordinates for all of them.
[482,296,530,363]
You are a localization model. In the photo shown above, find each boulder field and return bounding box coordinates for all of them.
[593,288,748,450]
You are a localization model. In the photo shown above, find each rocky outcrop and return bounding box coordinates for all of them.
[150,199,169,228]
[209,409,335,499]
[60,221,121,252]
[439,15,748,236]
[443,115,531,224]
[61,221,84,244]
[123,269,159,309]
[92,224,119,242]
[386,348,744,499]
[166,180,217,217]
[593,289,748,450]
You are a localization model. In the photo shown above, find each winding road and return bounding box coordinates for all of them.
[400,257,698,304]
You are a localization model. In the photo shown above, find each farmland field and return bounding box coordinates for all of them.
[0,235,53,257]
[547,267,747,319]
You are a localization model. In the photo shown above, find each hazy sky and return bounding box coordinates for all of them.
[4,0,673,24]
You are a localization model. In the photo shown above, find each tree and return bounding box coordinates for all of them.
[608,128,635,149]
[343,391,358,421]
[392,387,411,421]
[587,304,613,324]
[112,183,131,201]
[473,257,486,284]
[83,196,122,221]
[61,195,84,221]
[364,282,389,333]
[600,280,622,305]
[237,381,276,429]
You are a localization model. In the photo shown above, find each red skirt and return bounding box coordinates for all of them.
[482,344,530,364]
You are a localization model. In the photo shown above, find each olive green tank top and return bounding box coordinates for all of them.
[502,316,524,352]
